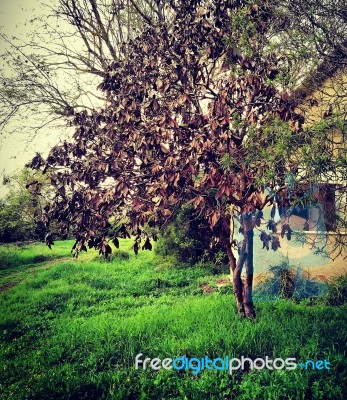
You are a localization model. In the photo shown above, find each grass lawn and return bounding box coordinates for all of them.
[0,240,346,399]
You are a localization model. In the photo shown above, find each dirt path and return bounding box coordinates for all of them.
[0,282,17,294]
[0,257,72,294]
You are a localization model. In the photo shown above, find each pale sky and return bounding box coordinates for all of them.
[0,1,53,195]
[0,0,83,197]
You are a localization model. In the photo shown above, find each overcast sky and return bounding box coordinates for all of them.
[0,1,71,197]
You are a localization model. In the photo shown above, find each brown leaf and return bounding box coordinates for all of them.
[152,196,161,205]
[152,98,160,111]
[92,193,102,208]
[156,78,163,90]
[271,236,281,251]
[112,237,120,248]
[160,143,170,153]
[162,209,172,217]
[211,211,220,228]
[132,199,143,211]
[270,205,276,219]
[286,226,292,241]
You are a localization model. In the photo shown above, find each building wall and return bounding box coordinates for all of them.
[250,69,346,278]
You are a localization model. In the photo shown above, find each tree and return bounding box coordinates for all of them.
[1,0,346,141]
[0,168,50,242]
[0,0,174,141]
[28,0,346,319]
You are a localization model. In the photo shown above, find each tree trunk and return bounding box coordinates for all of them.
[224,238,246,317]
[233,238,247,317]
[225,214,256,319]
[243,228,256,319]
[225,242,236,275]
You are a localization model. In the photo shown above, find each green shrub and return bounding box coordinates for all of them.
[326,273,347,306]
[254,260,328,300]
[155,204,228,271]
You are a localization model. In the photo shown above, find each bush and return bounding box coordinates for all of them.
[254,260,328,300]
[0,169,49,243]
[155,204,228,271]
[326,273,347,306]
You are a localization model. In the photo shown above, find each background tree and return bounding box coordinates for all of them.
[0,168,50,242]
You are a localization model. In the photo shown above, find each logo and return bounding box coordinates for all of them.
[135,354,331,375]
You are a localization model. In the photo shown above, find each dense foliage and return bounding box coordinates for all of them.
[155,204,228,270]
[0,169,48,243]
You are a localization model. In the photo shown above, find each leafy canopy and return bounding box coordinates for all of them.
[28,0,311,257]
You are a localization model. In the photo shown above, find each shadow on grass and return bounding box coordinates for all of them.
[0,241,74,271]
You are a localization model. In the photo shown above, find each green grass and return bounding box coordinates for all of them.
[0,240,76,286]
[0,240,346,399]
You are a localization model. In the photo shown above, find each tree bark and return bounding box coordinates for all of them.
[225,241,236,275]
[225,214,256,319]
[243,228,256,319]
[233,238,247,317]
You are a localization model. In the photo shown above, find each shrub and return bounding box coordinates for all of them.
[155,204,228,270]
[254,259,328,300]
[325,273,347,306]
